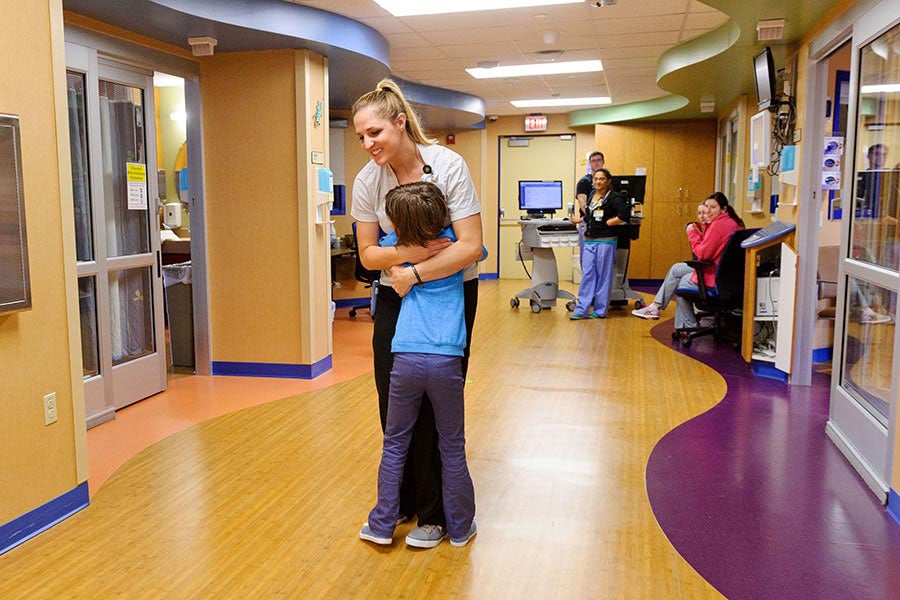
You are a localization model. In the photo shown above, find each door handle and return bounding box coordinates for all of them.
[156,250,161,278]
[499,207,506,218]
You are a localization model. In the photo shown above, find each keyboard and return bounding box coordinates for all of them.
[741,220,796,248]
[537,222,577,232]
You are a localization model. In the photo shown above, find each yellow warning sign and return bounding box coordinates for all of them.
[126,162,146,183]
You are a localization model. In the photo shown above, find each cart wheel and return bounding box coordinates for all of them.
[682,338,693,348]
[349,309,357,318]
[634,299,645,310]
[566,301,576,312]
[510,297,520,309]
[671,331,680,341]
[530,300,542,314]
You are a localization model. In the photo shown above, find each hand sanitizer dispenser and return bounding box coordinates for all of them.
[316,166,334,224]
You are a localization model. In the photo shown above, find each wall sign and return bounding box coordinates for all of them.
[524,114,547,132]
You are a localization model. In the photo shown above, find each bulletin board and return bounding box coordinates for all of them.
[0,114,32,313]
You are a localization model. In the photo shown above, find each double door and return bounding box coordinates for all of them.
[828,4,900,500]
[66,44,166,425]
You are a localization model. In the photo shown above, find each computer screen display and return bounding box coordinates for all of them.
[518,180,563,215]
[754,46,776,111]
[612,175,646,204]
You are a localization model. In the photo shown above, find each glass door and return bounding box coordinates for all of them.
[828,7,900,500]
[66,45,166,424]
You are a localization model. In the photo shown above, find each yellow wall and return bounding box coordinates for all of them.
[156,86,186,201]
[202,50,303,364]
[0,0,84,523]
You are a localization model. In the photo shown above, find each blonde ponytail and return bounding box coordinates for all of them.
[352,78,437,146]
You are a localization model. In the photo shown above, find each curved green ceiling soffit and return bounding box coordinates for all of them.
[568,95,689,126]
[570,0,846,126]
[569,19,740,127]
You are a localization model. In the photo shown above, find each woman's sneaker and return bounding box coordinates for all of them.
[450,521,477,547]
[632,305,659,320]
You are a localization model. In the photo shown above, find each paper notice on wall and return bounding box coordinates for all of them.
[635,167,647,175]
[824,136,844,157]
[126,162,148,210]
[822,172,841,190]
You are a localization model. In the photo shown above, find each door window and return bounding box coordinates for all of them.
[848,25,900,270]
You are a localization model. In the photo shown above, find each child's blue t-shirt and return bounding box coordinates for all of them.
[380,227,465,357]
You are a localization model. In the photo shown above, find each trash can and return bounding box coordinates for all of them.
[162,261,194,367]
[572,253,582,284]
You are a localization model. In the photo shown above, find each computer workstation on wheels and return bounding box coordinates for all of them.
[510,177,645,314]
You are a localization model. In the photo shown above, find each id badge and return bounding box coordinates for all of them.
[592,209,602,220]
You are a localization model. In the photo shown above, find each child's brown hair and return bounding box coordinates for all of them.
[385,181,448,247]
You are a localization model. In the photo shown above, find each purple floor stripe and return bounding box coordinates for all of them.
[645,319,900,600]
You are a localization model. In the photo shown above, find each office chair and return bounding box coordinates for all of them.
[673,228,759,348]
[348,222,381,319]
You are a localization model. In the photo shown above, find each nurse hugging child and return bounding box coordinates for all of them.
[359,181,478,548]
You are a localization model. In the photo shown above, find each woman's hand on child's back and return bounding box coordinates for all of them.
[389,265,416,297]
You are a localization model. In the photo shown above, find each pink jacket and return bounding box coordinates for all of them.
[686,212,742,289]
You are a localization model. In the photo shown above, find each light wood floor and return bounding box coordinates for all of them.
[0,280,726,599]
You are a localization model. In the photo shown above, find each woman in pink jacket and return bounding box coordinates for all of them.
[632,192,744,329]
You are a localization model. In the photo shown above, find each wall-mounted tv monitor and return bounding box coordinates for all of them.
[519,180,563,216]
[754,46,776,111]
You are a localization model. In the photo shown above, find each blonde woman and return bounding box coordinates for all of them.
[350,79,483,549]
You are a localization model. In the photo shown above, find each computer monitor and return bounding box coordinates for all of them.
[518,180,563,217]
[754,46,776,111]
[612,175,646,204]
[330,184,346,216]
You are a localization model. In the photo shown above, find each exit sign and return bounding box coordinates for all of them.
[524,114,547,132]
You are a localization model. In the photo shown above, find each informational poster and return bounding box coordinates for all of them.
[823,136,844,157]
[126,162,147,210]
[822,136,844,192]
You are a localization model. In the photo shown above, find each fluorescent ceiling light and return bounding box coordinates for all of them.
[861,84,900,94]
[511,97,612,108]
[374,0,582,17]
[467,60,603,79]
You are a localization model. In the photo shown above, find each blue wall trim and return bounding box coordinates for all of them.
[479,273,499,280]
[1,482,89,556]
[751,362,789,382]
[812,347,833,363]
[212,356,332,379]
[887,489,900,528]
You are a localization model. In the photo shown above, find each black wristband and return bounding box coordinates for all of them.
[410,265,424,287]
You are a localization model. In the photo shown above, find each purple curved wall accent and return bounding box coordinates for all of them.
[645,320,900,599]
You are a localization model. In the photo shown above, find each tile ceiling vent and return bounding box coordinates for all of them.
[700,99,716,113]
[756,19,785,42]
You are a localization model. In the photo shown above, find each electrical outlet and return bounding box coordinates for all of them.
[43,392,57,425]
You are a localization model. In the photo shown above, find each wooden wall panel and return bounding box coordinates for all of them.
[201,50,302,364]
[0,0,81,522]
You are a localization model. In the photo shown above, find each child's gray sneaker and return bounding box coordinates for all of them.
[450,521,477,547]
[359,523,392,545]
[405,524,446,548]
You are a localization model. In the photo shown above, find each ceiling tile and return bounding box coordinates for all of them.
[684,11,729,30]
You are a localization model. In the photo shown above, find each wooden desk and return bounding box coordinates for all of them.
[741,230,796,363]
[330,247,356,286]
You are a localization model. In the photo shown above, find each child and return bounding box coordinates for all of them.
[359,181,478,548]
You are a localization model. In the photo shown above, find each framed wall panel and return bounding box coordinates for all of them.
[0,114,31,313]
